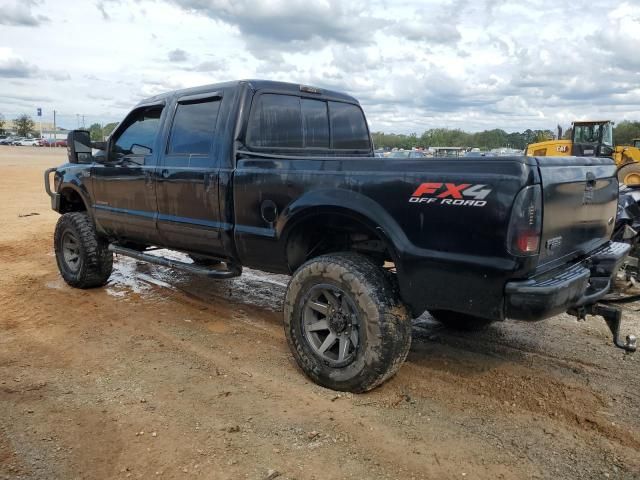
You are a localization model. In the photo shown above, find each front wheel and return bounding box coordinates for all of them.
[54,212,113,288]
[618,163,640,186]
[284,252,411,393]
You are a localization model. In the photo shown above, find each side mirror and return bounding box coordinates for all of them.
[67,130,93,164]
[598,145,614,158]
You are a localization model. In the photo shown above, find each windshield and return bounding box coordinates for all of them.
[602,122,613,146]
[389,151,410,158]
[573,123,608,145]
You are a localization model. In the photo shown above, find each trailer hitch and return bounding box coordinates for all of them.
[569,304,637,352]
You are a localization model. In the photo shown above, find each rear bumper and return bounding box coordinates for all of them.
[505,242,630,320]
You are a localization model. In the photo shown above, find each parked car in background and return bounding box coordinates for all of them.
[0,136,19,145]
[17,138,42,146]
[464,151,497,157]
[389,150,426,158]
[41,139,68,147]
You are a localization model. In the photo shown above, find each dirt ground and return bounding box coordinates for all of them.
[0,146,639,480]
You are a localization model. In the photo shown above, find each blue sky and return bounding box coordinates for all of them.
[0,0,639,132]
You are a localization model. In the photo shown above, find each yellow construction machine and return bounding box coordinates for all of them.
[525,121,640,185]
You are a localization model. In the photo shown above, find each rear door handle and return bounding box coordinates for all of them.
[161,169,170,179]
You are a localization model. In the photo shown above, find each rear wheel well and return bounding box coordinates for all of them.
[285,213,394,272]
[59,188,87,213]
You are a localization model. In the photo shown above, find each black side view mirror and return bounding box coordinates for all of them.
[67,130,93,164]
[598,145,615,158]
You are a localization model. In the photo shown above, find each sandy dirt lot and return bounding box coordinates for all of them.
[0,146,639,480]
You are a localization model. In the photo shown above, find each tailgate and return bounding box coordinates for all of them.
[536,157,618,269]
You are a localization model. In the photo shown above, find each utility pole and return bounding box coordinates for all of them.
[53,110,56,147]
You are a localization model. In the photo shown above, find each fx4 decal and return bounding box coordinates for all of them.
[409,182,492,207]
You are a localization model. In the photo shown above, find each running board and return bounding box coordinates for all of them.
[108,245,242,279]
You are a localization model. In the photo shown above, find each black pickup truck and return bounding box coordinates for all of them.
[45,79,636,392]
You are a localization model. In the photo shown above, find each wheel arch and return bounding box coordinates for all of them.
[277,189,408,272]
[58,182,91,215]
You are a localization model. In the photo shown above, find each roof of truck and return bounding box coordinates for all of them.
[136,79,360,106]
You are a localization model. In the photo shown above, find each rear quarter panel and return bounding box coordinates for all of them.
[233,155,538,319]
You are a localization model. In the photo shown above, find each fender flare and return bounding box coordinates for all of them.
[57,180,93,217]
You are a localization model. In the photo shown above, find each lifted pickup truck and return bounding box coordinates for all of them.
[45,79,636,392]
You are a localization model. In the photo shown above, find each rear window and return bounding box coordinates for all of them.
[247,94,303,148]
[247,93,370,151]
[329,102,370,150]
[301,99,329,148]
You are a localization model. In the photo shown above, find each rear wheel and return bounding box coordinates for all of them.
[618,163,640,186]
[430,310,494,331]
[284,252,411,393]
[54,212,113,288]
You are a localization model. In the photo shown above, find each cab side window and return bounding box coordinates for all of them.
[112,107,163,160]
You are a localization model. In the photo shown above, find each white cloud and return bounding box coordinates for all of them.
[0,0,638,132]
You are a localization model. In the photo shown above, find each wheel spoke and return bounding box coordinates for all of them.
[67,255,79,263]
[318,333,337,353]
[322,289,340,308]
[307,319,329,332]
[340,294,350,312]
[338,335,350,361]
[350,329,358,348]
[308,300,329,316]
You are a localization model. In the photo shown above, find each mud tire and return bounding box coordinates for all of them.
[54,212,113,288]
[284,252,411,393]
[430,310,494,331]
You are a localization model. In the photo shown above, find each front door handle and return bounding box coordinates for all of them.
[161,169,170,179]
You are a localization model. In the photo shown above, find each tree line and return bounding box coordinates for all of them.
[2,112,640,148]
[372,121,640,150]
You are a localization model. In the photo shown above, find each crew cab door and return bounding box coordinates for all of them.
[155,92,225,254]
[91,105,165,244]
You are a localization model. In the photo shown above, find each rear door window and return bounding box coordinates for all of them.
[329,102,370,150]
[168,98,221,155]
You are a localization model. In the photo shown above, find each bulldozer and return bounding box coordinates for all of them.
[525,121,640,185]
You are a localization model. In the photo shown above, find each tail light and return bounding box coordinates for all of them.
[507,185,542,256]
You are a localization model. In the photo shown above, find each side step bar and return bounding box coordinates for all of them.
[109,245,242,279]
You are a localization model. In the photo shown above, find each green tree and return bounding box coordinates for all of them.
[102,122,119,138]
[613,120,640,146]
[533,130,554,143]
[88,123,104,141]
[14,114,35,137]
[0,113,5,135]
